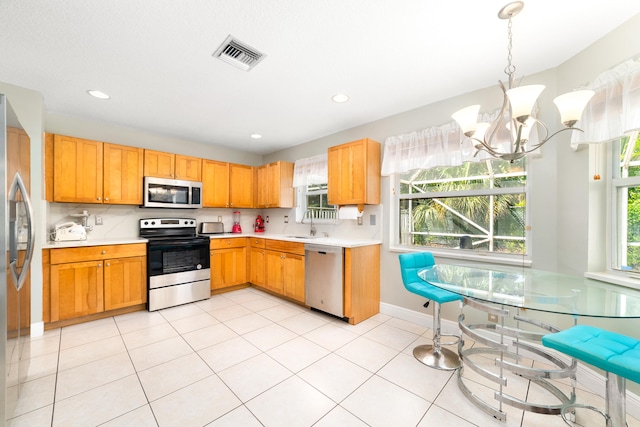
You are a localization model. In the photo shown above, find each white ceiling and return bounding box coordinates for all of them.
[1,0,639,155]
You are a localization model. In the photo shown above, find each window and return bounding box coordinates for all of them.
[612,130,640,272]
[295,183,337,223]
[395,158,527,255]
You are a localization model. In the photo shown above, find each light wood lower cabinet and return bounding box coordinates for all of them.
[210,238,247,290]
[282,253,305,303]
[248,238,266,286]
[104,256,146,310]
[261,240,305,303]
[344,244,381,325]
[46,244,147,322]
[50,260,104,321]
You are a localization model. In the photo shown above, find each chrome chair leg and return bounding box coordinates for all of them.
[413,301,461,371]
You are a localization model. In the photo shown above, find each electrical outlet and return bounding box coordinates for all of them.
[284,215,289,223]
[488,313,499,323]
[370,214,376,225]
[217,216,222,222]
[357,216,363,226]
[95,215,103,225]
[266,216,269,223]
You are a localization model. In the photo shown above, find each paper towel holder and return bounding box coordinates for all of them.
[336,204,364,212]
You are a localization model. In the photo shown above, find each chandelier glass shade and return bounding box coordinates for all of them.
[451,1,594,162]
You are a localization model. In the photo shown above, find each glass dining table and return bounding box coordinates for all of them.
[418,264,640,422]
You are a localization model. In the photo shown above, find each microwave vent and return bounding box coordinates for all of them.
[213,35,266,71]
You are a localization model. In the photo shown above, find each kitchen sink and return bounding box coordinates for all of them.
[286,235,320,239]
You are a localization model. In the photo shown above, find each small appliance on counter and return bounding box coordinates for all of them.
[231,211,242,233]
[199,222,224,235]
[254,215,265,233]
[52,221,87,241]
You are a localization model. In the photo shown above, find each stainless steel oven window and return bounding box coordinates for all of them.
[147,241,210,276]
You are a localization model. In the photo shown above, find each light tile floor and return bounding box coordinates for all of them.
[4,287,640,426]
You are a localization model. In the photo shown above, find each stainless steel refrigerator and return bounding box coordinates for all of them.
[1,93,35,423]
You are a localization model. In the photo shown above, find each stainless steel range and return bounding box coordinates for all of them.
[140,218,210,311]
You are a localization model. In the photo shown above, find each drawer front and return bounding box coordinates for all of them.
[210,237,247,250]
[50,243,147,264]
[265,239,304,255]
[248,237,265,248]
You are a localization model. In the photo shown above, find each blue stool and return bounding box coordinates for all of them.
[542,325,640,426]
[399,253,463,370]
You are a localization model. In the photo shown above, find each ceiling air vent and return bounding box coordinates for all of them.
[212,35,266,71]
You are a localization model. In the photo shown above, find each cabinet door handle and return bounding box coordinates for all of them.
[97,197,101,201]
[106,262,110,267]
[104,197,109,201]
[101,250,106,254]
[98,263,102,268]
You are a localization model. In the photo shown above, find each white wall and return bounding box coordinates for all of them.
[265,13,640,322]
[46,112,264,166]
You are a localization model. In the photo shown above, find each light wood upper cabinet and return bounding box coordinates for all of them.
[144,149,202,182]
[143,149,174,179]
[175,154,202,181]
[257,161,294,208]
[229,163,254,208]
[328,138,381,206]
[53,135,103,203]
[103,143,144,204]
[202,160,230,208]
[48,134,143,205]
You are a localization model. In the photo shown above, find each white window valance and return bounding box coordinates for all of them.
[571,58,640,146]
[293,153,327,187]
[381,111,512,176]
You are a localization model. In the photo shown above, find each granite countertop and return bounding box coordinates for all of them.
[42,234,380,249]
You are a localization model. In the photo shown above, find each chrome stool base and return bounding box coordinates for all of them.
[413,344,462,371]
[560,403,609,427]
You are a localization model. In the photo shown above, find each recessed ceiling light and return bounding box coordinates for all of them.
[332,93,349,103]
[87,90,111,100]
[250,134,262,139]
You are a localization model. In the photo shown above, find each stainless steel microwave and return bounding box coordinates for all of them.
[143,176,202,209]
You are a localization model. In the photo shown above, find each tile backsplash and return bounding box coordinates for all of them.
[47,203,382,242]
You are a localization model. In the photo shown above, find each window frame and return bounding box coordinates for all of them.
[295,183,337,224]
[608,130,640,274]
[390,160,532,266]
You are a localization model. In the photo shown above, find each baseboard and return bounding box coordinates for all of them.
[30,321,44,337]
[379,302,640,420]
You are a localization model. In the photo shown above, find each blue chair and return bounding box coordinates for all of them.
[398,252,463,370]
[542,325,640,426]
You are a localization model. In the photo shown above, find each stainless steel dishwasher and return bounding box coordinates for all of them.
[305,244,344,318]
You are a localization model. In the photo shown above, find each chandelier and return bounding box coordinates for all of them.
[451,1,594,162]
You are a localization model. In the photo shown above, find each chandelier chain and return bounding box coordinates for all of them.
[504,16,516,80]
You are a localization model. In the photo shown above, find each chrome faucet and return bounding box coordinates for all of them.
[305,210,317,236]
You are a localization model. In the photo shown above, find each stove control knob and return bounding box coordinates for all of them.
[143,221,149,226]
[151,221,156,225]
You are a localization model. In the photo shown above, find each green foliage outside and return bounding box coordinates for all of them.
[399,159,526,254]
[620,133,640,270]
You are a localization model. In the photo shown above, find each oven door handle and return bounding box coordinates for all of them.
[147,238,210,248]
